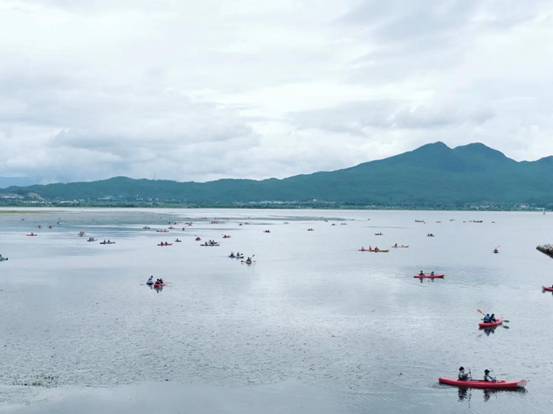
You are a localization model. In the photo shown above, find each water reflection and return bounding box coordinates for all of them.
[482,327,498,336]
[458,387,527,403]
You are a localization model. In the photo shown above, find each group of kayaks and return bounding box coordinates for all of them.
[412,268,523,389]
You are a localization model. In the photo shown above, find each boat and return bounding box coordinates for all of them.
[87,237,97,242]
[414,274,445,279]
[438,377,527,390]
[26,233,38,237]
[542,286,553,292]
[99,241,116,245]
[157,243,173,246]
[153,283,164,289]
[479,319,503,329]
[359,248,389,253]
[0,256,8,262]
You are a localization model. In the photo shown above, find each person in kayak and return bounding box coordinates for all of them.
[483,369,496,382]
[147,276,154,285]
[489,313,496,322]
[430,271,435,276]
[419,270,424,276]
[458,367,471,381]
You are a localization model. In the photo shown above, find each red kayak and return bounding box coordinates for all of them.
[414,274,445,279]
[439,377,527,390]
[479,319,503,329]
[153,283,165,289]
[543,286,553,292]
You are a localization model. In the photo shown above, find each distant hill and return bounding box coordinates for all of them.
[2,142,553,209]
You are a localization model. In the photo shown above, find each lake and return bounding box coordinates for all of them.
[1,208,552,413]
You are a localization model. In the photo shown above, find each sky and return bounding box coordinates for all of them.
[1,0,553,184]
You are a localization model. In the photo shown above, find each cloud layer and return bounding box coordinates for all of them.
[1,0,553,183]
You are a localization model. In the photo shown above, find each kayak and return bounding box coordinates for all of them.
[414,274,445,279]
[438,377,527,390]
[359,249,389,253]
[542,286,553,292]
[153,283,165,289]
[157,243,173,246]
[479,319,503,329]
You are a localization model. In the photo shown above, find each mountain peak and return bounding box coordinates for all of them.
[453,142,510,161]
[413,141,451,152]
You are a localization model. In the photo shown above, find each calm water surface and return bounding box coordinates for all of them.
[1,208,553,413]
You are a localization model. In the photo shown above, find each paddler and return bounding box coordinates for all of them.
[483,369,496,382]
[458,367,470,381]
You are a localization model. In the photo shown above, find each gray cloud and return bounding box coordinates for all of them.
[1,0,553,183]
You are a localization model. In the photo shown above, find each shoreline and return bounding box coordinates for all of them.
[0,205,548,213]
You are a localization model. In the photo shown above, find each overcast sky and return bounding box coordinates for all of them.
[1,0,553,183]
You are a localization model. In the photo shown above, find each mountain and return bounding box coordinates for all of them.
[2,142,553,209]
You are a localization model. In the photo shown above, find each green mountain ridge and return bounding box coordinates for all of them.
[2,142,553,209]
